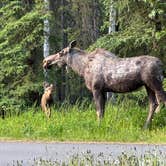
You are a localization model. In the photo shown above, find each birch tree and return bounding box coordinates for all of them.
[43,0,50,80]
[59,0,68,101]
[108,0,116,34]
[107,0,116,100]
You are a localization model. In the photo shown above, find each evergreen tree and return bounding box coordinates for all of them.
[0,0,48,114]
[89,0,166,65]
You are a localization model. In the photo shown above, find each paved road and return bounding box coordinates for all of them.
[0,141,165,165]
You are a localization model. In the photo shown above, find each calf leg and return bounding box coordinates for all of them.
[46,104,51,119]
[92,90,106,120]
[46,108,51,119]
[144,87,158,129]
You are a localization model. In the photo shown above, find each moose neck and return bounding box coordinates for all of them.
[66,48,86,76]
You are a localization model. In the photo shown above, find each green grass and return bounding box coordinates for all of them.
[0,101,165,143]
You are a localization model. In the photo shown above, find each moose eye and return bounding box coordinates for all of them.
[59,50,64,56]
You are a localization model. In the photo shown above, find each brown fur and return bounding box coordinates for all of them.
[43,41,166,128]
[41,83,54,118]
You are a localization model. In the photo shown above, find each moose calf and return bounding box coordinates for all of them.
[41,82,54,118]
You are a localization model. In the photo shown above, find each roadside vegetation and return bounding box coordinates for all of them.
[0,93,165,143]
[13,148,166,166]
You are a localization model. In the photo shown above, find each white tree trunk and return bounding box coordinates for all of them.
[43,0,50,79]
[108,1,116,34]
[107,0,116,101]
[43,19,50,58]
[43,0,50,58]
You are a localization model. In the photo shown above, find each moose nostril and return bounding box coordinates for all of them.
[47,60,52,64]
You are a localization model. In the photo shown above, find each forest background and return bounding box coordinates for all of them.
[0,0,166,116]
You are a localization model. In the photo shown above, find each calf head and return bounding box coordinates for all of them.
[43,40,77,69]
[43,82,54,96]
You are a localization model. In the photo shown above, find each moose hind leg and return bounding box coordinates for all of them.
[145,76,166,113]
[93,90,106,120]
[144,87,158,129]
[150,80,166,112]
[155,89,166,113]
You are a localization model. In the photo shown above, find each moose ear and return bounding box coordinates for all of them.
[69,40,77,48]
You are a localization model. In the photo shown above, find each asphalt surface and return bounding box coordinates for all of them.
[0,141,165,165]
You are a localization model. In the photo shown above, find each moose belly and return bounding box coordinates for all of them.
[105,73,143,93]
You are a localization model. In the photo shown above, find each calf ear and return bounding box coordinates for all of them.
[69,40,77,48]
[50,84,53,88]
[43,81,49,88]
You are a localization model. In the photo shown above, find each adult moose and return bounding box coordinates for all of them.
[43,41,166,128]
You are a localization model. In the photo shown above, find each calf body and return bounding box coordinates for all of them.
[41,83,54,118]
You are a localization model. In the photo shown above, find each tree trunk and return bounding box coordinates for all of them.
[108,0,116,34]
[92,0,100,41]
[107,0,116,101]
[60,0,68,101]
[43,0,50,80]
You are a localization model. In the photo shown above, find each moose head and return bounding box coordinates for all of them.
[43,40,77,69]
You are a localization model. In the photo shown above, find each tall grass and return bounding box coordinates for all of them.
[0,100,165,143]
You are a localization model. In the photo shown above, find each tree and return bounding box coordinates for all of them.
[0,0,47,114]
[49,0,102,102]
[89,0,166,63]
[43,0,50,80]
[107,0,116,101]
[108,0,116,34]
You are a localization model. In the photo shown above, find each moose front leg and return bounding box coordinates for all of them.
[92,89,106,120]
